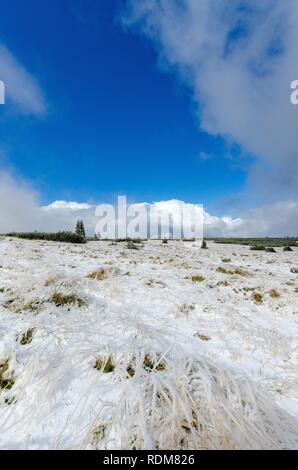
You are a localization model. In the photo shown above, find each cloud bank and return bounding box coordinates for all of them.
[0,171,297,237]
[0,44,46,116]
[123,0,298,199]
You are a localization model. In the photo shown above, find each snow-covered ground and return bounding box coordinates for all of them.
[0,237,297,450]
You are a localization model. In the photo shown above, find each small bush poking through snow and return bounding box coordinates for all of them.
[127,241,139,250]
[266,247,276,253]
[290,267,298,274]
[283,246,293,252]
[222,258,231,263]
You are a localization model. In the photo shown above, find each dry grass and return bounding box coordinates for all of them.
[252,292,263,303]
[0,359,15,391]
[126,354,166,378]
[87,268,108,281]
[20,328,35,345]
[94,355,116,373]
[195,332,211,342]
[217,266,248,277]
[269,289,280,299]
[191,275,205,283]
[51,292,86,308]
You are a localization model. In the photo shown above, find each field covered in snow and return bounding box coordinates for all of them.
[0,237,297,450]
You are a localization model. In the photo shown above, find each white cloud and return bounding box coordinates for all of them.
[0,44,46,116]
[0,171,298,237]
[44,201,93,211]
[123,0,298,198]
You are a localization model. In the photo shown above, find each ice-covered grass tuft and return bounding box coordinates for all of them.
[85,351,298,450]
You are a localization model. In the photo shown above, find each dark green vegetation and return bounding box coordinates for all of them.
[75,220,86,240]
[208,237,297,247]
[6,231,86,244]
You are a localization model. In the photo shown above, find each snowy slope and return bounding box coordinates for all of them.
[0,237,297,449]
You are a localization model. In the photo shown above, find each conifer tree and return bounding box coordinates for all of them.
[75,220,81,237]
[80,220,86,239]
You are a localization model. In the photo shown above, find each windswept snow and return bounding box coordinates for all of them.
[0,238,297,449]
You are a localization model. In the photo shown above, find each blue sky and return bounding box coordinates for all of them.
[0,0,247,212]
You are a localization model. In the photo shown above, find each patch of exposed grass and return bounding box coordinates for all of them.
[20,328,35,345]
[191,275,205,283]
[252,292,263,303]
[195,332,211,341]
[4,395,17,405]
[87,268,108,281]
[143,354,166,372]
[290,267,298,274]
[269,289,280,298]
[216,280,230,286]
[51,292,86,308]
[221,258,231,263]
[146,279,166,288]
[92,424,106,443]
[250,245,266,251]
[216,266,248,276]
[0,359,15,391]
[127,354,166,377]
[180,304,195,314]
[94,355,115,373]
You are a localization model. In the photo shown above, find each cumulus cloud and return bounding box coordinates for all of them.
[0,44,46,116]
[123,0,298,198]
[0,171,298,237]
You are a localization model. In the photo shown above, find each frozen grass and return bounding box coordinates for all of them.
[82,351,298,450]
[0,238,297,450]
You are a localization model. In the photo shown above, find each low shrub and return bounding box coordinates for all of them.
[266,247,276,253]
[283,246,293,252]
